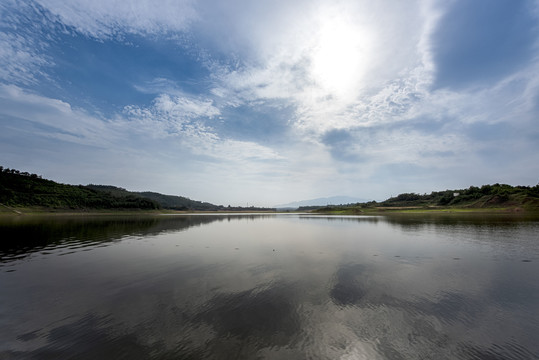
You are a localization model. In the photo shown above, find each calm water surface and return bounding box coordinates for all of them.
[1,213,538,359]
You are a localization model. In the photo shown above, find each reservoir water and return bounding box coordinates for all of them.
[1,213,538,359]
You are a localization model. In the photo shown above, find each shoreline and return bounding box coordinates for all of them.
[312,205,539,217]
[1,205,538,218]
[0,207,280,217]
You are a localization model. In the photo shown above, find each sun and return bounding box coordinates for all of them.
[310,13,372,98]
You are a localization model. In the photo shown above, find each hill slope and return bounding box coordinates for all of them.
[0,168,159,210]
[86,185,225,211]
[315,184,539,213]
[0,166,272,212]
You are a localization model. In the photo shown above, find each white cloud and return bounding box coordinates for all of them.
[0,32,52,85]
[0,84,111,146]
[153,94,220,119]
[34,0,197,39]
[203,0,538,146]
[122,93,219,138]
[4,0,436,136]
[202,0,432,136]
[122,92,283,162]
[0,84,284,167]
[201,138,284,162]
[407,59,539,130]
[1,0,538,204]
[0,84,286,203]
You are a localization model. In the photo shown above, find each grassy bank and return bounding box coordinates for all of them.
[313,205,539,216]
[311,184,539,216]
[0,204,165,216]
[0,205,279,217]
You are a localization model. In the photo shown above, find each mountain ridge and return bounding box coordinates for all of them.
[275,196,368,209]
[313,184,539,214]
[2,166,538,213]
[0,166,273,212]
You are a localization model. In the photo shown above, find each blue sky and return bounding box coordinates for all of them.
[1,0,538,206]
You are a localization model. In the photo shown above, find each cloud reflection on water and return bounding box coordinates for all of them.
[1,214,538,359]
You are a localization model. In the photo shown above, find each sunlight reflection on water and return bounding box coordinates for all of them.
[1,214,538,359]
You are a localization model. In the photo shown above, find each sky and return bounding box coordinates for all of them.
[1,0,538,207]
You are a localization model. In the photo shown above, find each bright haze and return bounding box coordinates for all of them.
[1,0,538,206]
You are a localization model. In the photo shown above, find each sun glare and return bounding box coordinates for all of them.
[310,15,372,98]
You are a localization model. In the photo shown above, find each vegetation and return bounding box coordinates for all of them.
[0,166,275,213]
[86,185,227,211]
[314,183,539,214]
[0,167,159,211]
[4,165,536,215]
[86,185,273,211]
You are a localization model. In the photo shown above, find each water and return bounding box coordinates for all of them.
[1,213,538,359]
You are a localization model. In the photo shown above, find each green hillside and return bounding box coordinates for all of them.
[87,186,272,211]
[0,166,273,212]
[0,167,159,210]
[136,191,220,211]
[86,185,224,211]
[314,184,539,214]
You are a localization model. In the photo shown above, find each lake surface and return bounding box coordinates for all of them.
[1,213,538,359]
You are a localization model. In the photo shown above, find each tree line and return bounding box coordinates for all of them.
[0,167,160,210]
[0,166,275,212]
[380,183,539,207]
[313,183,539,213]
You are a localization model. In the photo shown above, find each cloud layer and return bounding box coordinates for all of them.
[1,0,538,205]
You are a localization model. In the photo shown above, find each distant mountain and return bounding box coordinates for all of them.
[79,186,274,211]
[133,191,273,211]
[87,185,223,211]
[275,196,367,209]
[135,191,219,211]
